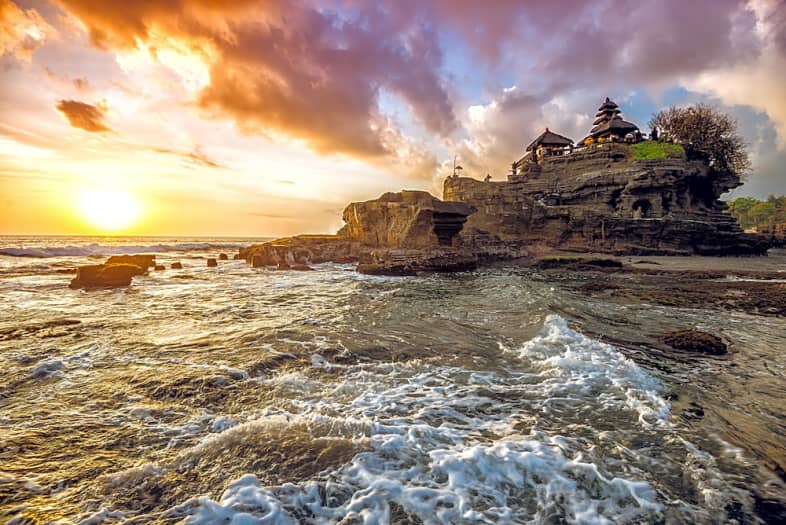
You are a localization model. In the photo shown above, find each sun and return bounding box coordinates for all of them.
[77,188,142,231]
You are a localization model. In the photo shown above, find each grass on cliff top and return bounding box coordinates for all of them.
[627,140,685,160]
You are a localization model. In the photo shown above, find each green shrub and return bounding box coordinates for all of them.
[628,140,685,160]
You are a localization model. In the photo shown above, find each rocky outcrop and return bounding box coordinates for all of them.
[240,191,479,274]
[338,191,475,249]
[239,144,766,276]
[662,330,727,355]
[444,143,769,256]
[69,263,144,289]
[70,254,155,288]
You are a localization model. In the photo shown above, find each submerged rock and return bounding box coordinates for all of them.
[662,330,727,355]
[219,253,228,260]
[207,258,218,267]
[171,262,183,269]
[154,265,165,271]
[69,263,143,289]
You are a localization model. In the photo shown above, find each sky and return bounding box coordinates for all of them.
[1,0,785,236]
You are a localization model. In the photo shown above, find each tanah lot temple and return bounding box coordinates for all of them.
[511,98,643,176]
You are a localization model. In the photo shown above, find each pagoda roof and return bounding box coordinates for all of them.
[590,117,639,138]
[596,97,619,112]
[525,128,574,152]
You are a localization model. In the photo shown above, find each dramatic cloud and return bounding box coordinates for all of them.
[0,0,55,59]
[56,0,457,159]
[55,99,110,132]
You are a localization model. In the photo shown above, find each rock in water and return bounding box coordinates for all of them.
[207,258,218,267]
[171,262,183,269]
[662,330,727,355]
[251,256,265,268]
[69,263,142,289]
[154,265,165,271]
[106,254,156,271]
[219,253,228,260]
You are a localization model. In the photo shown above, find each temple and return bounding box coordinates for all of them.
[512,128,574,174]
[239,96,770,276]
[585,97,641,143]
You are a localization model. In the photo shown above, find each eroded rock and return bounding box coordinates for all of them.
[662,330,727,355]
[69,263,143,289]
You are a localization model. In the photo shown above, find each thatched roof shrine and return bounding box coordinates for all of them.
[526,128,574,152]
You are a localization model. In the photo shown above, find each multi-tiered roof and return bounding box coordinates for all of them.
[587,98,639,140]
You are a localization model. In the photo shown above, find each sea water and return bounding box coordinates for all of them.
[1,236,784,524]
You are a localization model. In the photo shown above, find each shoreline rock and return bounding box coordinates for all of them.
[662,330,728,355]
[69,263,145,289]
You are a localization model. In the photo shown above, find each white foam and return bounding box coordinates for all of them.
[517,315,671,428]
[170,316,669,523]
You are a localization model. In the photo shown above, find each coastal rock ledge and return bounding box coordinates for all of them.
[240,146,770,275]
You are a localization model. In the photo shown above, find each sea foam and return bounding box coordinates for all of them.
[171,315,668,523]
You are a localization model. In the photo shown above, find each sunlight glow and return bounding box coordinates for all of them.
[77,188,142,231]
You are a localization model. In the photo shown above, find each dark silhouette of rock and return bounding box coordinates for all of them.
[154,265,165,271]
[207,258,218,267]
[171,262,183,269]
[106,254,156,271]
[444,144,770,256]
[69,263,142,289]
[233,253,241,260]
[219,253,228,260]
[662,330,727,355]
[252,255,265,268]
[276,261,291,270]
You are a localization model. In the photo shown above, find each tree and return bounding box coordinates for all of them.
[649,104,750,178]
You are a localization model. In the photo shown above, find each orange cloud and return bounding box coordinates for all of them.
[55,0,457,159]
[55,99,111,132]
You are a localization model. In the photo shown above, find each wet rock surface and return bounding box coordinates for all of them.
[69,262,147,289]
[662,330,728,355]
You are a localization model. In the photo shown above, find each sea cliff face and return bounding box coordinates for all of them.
[240,144,769,274]
[444,144,769,256]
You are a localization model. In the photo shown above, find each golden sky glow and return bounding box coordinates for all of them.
[1,0,785,236]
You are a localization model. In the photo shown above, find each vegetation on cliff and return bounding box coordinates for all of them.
[627,140,684,160]
[727,196,786,230]
[649,103,750,178]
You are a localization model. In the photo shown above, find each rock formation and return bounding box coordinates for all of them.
[70,263,145,289]
[444,143,769,256]
[239,191,478,274]
[207,258,218,267]
[239,125,768,274]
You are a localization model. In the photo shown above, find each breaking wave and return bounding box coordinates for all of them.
[161,316,671,524]
[0,242,247,258]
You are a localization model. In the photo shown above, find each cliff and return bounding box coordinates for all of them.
[239,143,768,275]
[444,143,769,256]
[239,190,480,273]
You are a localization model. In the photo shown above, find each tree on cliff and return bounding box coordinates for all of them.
[649,104,750,178]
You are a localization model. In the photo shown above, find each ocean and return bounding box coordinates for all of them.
[1,236,784,524]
